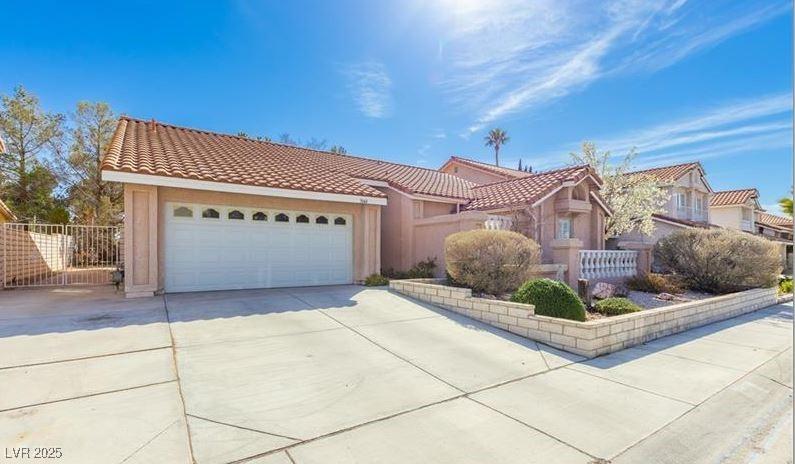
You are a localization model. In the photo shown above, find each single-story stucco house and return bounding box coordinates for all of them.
[101,117,612,297]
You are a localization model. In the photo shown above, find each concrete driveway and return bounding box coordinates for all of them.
[0,285,791,464]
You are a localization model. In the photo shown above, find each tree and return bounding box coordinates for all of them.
[53,102,122,225]
[517,159,532,172]
[778,190,793,216]
[570,141,669,237]
[330,145,347,154]
[484,128,509,166]
[305,137,328,150]
[0,86,65,222]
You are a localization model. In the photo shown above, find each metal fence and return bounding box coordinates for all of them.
[2,223,122,288]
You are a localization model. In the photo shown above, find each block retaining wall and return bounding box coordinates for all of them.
[389,278,778,358]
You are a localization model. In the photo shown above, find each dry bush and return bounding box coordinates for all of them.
[626,273,684,294]
[445,229,541,295]
[654,228,781,294]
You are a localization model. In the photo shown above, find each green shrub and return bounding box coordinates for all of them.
[382,257,438,279]
[626,273,684,294]
[594,297,642,316]
[364,274,389,286]
[655,228,781,294]
[445,229,541,295]
[511,278,586,322]
[779,277,793,295]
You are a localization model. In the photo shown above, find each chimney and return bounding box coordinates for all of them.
[149,118,157,132]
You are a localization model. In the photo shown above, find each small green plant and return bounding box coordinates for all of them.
[779,277,793,295]
[594,297,642,316]
[511,279,586,322]
[626,273,684,294]
[364,274,389,287]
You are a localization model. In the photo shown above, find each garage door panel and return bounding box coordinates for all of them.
[165,203,353,292]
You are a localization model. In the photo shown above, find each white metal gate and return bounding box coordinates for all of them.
[2,223,122,288]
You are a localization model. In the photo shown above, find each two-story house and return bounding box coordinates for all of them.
[709,188,761,233]
[617,162,714,246]
[709,189,793,273]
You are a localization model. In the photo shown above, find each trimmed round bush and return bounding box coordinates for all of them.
[445,229,540,295]
[364,273,389,287]
[511,278,586,322]
[594,297,641,316]
[655,229,781,294]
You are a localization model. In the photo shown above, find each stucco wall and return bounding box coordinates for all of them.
[378,187,414,272]
[710,206,742,230]
[122,183,382,296]
[619,218,687,246]
[412,211,488,277]
[439,162,506,185]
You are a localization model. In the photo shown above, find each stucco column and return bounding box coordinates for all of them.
[123,183,158,298]
[617,240,653,276]
[355,204,382,281]
[551,238,583,287]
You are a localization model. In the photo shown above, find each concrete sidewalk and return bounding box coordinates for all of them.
[0,286,791,464]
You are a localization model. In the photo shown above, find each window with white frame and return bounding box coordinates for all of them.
[694,195,703,213]
[556,217,572,239]
[674,192,687,209]
[742,208,752,221]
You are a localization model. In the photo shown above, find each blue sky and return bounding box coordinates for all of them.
[2,0,792,211]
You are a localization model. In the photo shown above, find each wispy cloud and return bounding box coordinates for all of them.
[433,0,788,134]
[528,92,793,170]
[344,62,393,118]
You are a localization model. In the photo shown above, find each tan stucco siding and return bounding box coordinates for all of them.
[412,211,489,277]
[710,206,743,230]
[122,183,381,296]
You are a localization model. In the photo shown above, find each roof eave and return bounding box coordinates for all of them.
[102,170,388,206]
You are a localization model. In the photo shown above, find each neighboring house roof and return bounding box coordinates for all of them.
[0,135,6,154]
[102,117,476,201]
[652,213,713,229]
[439,156,532,180]
[625,162,702,182]
[464,165,599,211]
[756,211,793,230]
[710,188,759,207]
[0,199,16,222]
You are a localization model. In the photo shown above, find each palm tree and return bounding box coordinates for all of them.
[484,128,509,167]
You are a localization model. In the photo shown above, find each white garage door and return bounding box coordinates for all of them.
[164,202,353,292]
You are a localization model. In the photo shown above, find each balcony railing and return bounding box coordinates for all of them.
[484,215,513,230]
[675,206,707,222]
[579,250,638,281]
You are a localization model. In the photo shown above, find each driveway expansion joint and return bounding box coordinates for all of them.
[186,413,303,442]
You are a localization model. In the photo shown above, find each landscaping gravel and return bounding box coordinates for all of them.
[628,290,712,309]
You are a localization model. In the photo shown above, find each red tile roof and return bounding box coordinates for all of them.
[652,214,713,229]
[710,188,758,207]
[625,162,702,183]
[464,165,597,211]
[756,211,793,229]
[103,117,598,210]
[441,156,532,180]
[102,117,479,200]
